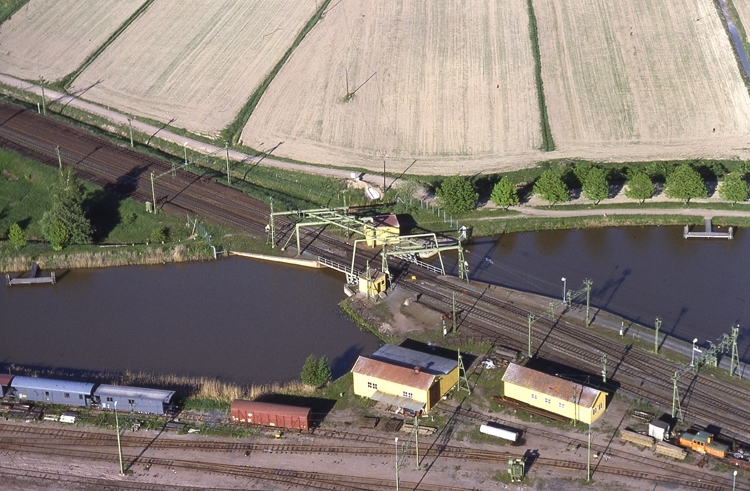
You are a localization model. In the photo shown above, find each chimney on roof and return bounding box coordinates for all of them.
[414,366,420,374]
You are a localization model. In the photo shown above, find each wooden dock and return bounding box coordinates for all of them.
[683,218,733,239]
[5,262,56,286]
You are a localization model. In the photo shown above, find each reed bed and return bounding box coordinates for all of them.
[0,243,212,273]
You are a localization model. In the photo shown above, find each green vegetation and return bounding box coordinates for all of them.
[533,169,569,204]
[41,168,92,249]
[0,0,27,24]
[300,354,331,388]
[718,172,748,204]
[7,222,26,249]
[222,0,332,144]
[624,171,654,204]
[58,0,157,90]
[490,176,519,209]
[436,175,479,213]
[525,0,554,151]
[664,164,707,203]
[582,167,609,204]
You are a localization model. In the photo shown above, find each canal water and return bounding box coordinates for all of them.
[0,258,381,385]
[448,226,750,362]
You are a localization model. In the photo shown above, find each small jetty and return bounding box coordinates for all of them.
[683,218,733,239]
[5,262,56,286]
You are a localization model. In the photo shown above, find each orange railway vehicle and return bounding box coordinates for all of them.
[678,430,730,459]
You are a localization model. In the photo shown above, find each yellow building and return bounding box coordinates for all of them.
[358,269,387,298]
[364,214,400,247]
[351,345,459,413]
[501,363,607,424]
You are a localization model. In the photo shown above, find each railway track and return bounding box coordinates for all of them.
[2,102,750,487]
[1,422,745,490]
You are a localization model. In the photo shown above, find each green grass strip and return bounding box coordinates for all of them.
[724,0,750,88]
[0,0,28,24]
[527,0,555,152]
[58,0,155,90]
[222,0,332,144]
[526,0,554,152]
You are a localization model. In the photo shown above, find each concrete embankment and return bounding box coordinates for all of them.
[230,251,322,268]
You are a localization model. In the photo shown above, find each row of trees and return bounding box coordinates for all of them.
[435,163,750,211]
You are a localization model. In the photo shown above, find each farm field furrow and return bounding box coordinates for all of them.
[70,0,317,137]
[0,0,144,82]
[533,0,750,162]
[242,0,542,176]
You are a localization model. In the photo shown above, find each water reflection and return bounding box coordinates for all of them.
[450,226,750,361]
[0,258,380,384]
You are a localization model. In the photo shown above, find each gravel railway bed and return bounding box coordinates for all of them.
[0,422,743,490]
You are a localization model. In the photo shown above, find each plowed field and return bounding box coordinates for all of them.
[241,0,542,176]
[534,0,750,162]
[70,0,317,136]
[0,0,143,82]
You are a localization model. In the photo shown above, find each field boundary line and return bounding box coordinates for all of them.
[526,0,554,152]
[58,0,156,90]
[222,0,333,145]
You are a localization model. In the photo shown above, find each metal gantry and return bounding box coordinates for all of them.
[671,325,741,420]
[268,206,468,282]
[565,279,593,327]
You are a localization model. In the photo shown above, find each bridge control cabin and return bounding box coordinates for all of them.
[363,214,400,247]
[10,376,95,407]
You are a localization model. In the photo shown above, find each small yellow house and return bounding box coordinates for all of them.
[364,214,400,247]
[351,345,459,413]
[502,363,607,424]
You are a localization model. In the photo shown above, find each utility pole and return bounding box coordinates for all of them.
[584,279,592,327]
[654,317,662,354]
[528,314,535,358]
[114,401,124,475]
[731,325,740,378]
[452,292,457,333]
[587,423,591,482]
[150,171,156,213]
[55,145,62,172]
[40,83,46,115]
[225,142,231,186]
[383,159,386,193]
[601,354,607,383]
[127,118,134,147]
[414,413,419,468]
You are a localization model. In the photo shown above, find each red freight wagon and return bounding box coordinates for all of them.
[230,400,311,431]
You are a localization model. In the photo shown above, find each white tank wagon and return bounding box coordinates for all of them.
[480,423,522,443]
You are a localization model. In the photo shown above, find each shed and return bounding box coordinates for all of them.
[0,374,14,397]
[371,344,459,397]
[501,363,607,424]
[11,376,94,406]
[649,419,671,441]
[352,355,441,413]
[230,400,311,431]
[94,385,176,415]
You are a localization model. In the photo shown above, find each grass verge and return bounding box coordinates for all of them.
[0,0,27,23]
[526,0,554,151]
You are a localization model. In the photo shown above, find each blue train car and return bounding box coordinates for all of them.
[10,376,94,406]
[94,384,176,415]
